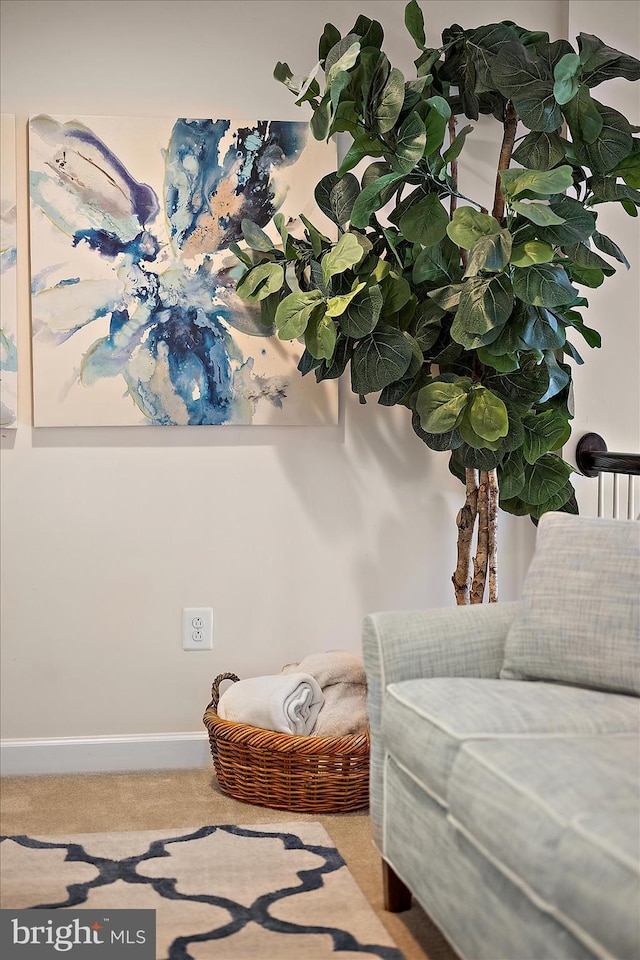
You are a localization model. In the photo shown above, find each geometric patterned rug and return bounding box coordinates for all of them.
[0,822,404,958]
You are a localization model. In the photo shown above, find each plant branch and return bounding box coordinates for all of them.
[453,468,478,605]
[492,100,518,223]
[488,469,499,603]
[447,115,458,218]
[470,471,490,604]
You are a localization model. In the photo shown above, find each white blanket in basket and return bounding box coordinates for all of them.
[217,673,324,735]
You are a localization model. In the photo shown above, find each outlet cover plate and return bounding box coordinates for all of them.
[182,607,213,650]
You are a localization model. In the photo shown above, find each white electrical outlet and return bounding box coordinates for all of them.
[182,607,213,651]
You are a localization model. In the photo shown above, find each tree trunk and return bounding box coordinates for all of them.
[453,468,499,604]
[452,468,478,604]
[487,470,499,603]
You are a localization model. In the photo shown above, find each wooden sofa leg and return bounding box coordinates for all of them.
[382,859,412,912]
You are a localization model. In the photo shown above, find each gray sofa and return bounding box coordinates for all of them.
[362,513,640,960]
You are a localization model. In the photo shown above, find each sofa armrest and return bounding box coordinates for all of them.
[362,602,519,849]
[363,601,519,722]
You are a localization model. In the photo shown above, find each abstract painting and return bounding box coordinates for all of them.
[1,114,17,429]
[29,115,338,426]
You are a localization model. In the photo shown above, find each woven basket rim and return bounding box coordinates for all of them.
[203,706,370,754]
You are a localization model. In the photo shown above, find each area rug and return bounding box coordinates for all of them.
[0,821,404,959]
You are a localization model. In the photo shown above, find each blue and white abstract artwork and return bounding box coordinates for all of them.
[29,115,338,426]
[1,113,18,429]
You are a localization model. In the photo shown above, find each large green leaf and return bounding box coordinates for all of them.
[553,53,581,105]
[325,283,366,317]
[305,308,337,360]
[450,274,514,349]
[400,192,449,246]
[530,484,577,520]
[510,201,567,226]
[561,310,602,348]
[314,172,360,226]
[466,386,509,441]
[229,242,252,268]
[588,176,640,206]
[236,262,284,302]
[350,172,405,228]
[310,98,332,141]
[322,233,365,285]
[338,129,385,176]
[446,206,501,249]
[328,71,354,116]
[512,264,578,307]
[349,14,384,50]
[429,283,463,311]
[592,230,630,267]
[392,111,427,173]
[275,291,325,340]
[340,283,384,338]
[562,242,616,276]
[487,353,550,404]
[380,272,412,315]
[411,299,445,350]
[498,449,526,499]
[562,84,603,144]
[451,442,503,473]
[610,140,640,189]
[300,214,331,259]
[326,41,360,86]
[416,378,472,433]
[424,96,451,154]
[315,335,354,382]
[442,124,474,168]
[464,229,512,275]
[512,130,566,170]
[324,34,360,79]
[536,196,596,245]
[458,417,502,451]
[412,237,460,285]
[404,0,426,49]
[491,41,562,132]
[520,306,566,351]
[520,454,574,506]
[510,240,555,267]
[361,49,391,117]
[522,409,571,463]
[540,350,570,402]
[500,165,573,199]
[351,325,414,394]
[572,103,634,174]
[318,23,341,62]
[241,219,275,252]
[374,66,405,133]
[578,33,640,87]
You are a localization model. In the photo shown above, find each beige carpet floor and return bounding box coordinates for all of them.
[0,767,459,960]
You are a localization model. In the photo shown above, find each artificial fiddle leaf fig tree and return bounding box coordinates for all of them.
[234,0,640,603]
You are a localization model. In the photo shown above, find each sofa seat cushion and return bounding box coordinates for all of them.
[382,677,640,807]
[447,734,640,959]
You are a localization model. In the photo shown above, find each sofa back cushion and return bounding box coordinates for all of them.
[501,512,640,695]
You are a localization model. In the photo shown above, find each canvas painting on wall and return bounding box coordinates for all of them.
[29,114,339,427]
[1,113,18,429]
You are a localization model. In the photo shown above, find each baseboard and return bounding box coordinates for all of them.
[0,732,212,776]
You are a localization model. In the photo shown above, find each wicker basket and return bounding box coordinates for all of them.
[203,672,370,813]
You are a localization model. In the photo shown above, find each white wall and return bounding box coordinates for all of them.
[565,0,640,516]
[1,0,634,746]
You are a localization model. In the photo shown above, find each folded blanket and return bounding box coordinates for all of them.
[282,650,367,688]
[217,673,324,736]
[282,651,368,738]
[312,682,368,738]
